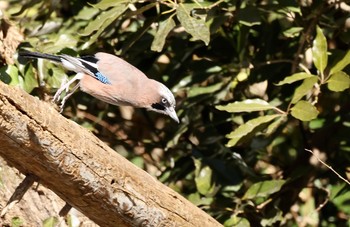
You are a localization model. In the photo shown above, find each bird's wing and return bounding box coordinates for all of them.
[61,55,111,84]
[61,52,148,86]
[92,52,148,85]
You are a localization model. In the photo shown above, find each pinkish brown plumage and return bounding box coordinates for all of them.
[19,50,179,123]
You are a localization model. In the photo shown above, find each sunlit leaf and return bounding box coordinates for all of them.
[176,3,210,45]
[194,159,216,196]
[0,65,19,85]
[242,180,285,200]
[327,71,350,92]
[11,217,23,227]
[329,50,350,75]
[92,0,130,10]
[130,156,144,168]
[312,26,328,73]
[75,6,99,20]
[265,116,286,135]
[224,215,250,227]
[46,66,68,89]
[81,4,127,36]
[276,72,315,86]
[188,192,213,206]
[216,99,275,113]
[283,27,303,38]
[290,101,319,121]
[291,76,318,104]
[151,17,176,52]
[226,114,281,147]
[23,64,38,93]
[237,70,249,81]
[42,217,58,227]
[188,82,223,97]
[41,34,78,54]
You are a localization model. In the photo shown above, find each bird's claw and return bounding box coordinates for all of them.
[52,74,82,112]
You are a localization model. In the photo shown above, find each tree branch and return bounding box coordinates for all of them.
[0,82,221,227]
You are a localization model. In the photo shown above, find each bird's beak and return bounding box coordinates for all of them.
[167,107,179,123]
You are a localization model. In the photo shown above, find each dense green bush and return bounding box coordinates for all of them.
[2,0,350,225]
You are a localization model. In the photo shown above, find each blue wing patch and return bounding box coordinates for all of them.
[95,72,111,84]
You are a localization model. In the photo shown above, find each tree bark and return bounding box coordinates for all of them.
[0,81,221,227]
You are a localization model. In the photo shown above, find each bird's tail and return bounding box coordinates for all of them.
[18,50,61,62]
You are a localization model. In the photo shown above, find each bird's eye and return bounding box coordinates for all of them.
[161,98,167,104]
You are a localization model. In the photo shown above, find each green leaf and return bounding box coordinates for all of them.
[312,26,328,73]
[331,184,350,214]
[41,34,78,54]
[309,118,326,130]
[291,76,318,104]
[216,99,275,113]
[188,192,213,206]
[151,17,176,52]
[327,71,350,92]
[11,217,23,227]
[224,215,250,227]
[10,62,37,93]
[226,114,281,147]
[329,50,350,75]
[290,101,319,121]
[283,26,303,38]
[242,180,285,200]
[194,159,216,196]
[265,116,286,135]
[23,64,38,93]
[188,82,223,97]
[276,72,315,86]
[82,4,128,46]
[176,3,210,45]
[75,6,99,20]
[0,65,19,85]
[92,0,129,10]
[46,66,68,89]
[81,4,127,36]
[42,217,58,227]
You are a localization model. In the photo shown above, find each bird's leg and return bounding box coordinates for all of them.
[53,73,84,102]
[59,82,80,113]
[53,79,69,102]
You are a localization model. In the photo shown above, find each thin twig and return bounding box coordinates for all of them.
[305,148,350,185]
[314,187,330,213]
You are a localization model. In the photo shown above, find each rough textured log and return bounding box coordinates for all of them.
[0,82,222,227]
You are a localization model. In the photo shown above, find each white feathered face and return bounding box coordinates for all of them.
[150,84,179,123]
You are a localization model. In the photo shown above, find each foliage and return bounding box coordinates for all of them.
[2,0,350,225]
[42,217,58,227]
[11,217,23,227]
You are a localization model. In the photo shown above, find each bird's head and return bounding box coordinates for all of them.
[147,81,179,123]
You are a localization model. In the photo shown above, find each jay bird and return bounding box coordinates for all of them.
[19,50,179,123]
